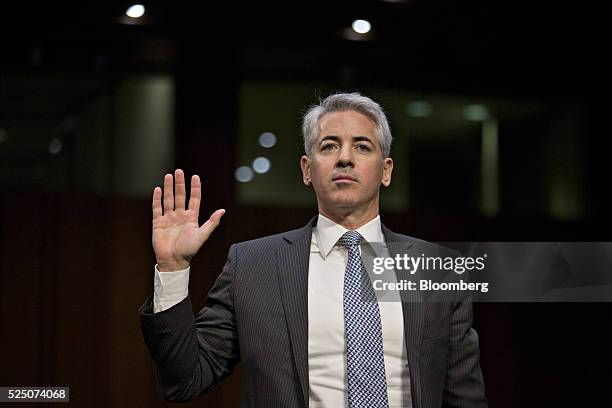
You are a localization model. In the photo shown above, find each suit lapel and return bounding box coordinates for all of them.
[383,224,424,408]
[275,217,316,408]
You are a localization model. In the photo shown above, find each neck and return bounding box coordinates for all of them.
[318,201,380,230]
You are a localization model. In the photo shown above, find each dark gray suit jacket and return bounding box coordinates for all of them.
[140,217,487,407]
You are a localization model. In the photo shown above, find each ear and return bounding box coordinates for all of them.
[381,157,393,187]
[300,155,311,185]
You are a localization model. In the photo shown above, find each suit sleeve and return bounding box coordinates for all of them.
[442,290,488,408]
[139,244,240,402]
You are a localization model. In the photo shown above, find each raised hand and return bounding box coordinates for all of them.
[152,169,225,272]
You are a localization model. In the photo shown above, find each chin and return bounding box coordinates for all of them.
[327,192,360,208]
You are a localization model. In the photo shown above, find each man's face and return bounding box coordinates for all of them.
[300,110,393,214]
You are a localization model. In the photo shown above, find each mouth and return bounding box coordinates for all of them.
[332,174,357,183]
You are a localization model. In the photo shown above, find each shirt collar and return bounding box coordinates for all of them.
[315,213,384,259]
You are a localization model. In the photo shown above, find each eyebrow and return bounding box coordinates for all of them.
[319,135,374,144]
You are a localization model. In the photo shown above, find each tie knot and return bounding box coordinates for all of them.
[338,230,363,248]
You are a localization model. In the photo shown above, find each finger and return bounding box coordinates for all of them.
[209,208,225,225]
[163,173,174,213]
[188,175,201,215]
[152,187,162,219]
[174,169,186,211]
[199,209,225,241]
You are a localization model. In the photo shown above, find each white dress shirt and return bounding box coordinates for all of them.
[307,214,411,407]
[153,214,411,407]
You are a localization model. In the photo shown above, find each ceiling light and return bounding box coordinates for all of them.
[126,4,145,18]
[351,19,371,34]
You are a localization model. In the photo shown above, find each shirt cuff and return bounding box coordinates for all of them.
[153,264,190,313]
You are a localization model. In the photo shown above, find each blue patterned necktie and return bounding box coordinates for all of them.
[338,231,389,408]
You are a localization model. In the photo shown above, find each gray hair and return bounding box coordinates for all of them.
[302,92,392,158]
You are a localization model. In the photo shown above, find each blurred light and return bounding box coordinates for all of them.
[352,19,371,34]
[49,138,63,155]
[405,101,432,118]
[252,157,271,174]
[235,166,254,182]
[0,129,7,143]
[258,132,277,148]
[126,4,145,18]
[463,104,490,121]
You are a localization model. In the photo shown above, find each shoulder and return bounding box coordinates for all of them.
[383,224,430,247]
[234,228,298,248]
[232,219,314,253]
[383,225,457,256]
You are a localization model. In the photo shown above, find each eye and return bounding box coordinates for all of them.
[321,143,337,151]
[356,144,371,152]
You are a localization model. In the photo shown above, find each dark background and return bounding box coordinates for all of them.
[1,1,611,406]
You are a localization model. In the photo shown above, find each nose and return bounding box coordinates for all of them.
[336,144,354,168]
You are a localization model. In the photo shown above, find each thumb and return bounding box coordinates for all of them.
[209,208,226,226]
[199,209,226,240]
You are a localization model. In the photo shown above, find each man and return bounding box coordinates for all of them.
[140,93,487,407]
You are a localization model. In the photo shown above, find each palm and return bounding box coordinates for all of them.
[153,208,201,263]
[152,170,225,270]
